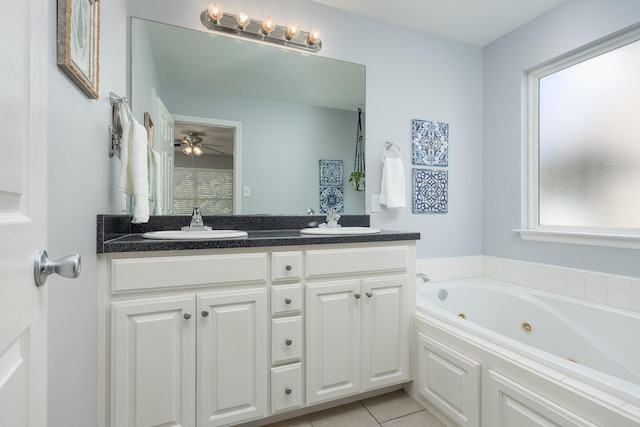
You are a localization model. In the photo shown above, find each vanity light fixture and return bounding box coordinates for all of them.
[200,2,322,52]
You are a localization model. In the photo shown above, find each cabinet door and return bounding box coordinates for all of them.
[362,276,409,390]
[198,288,267,427]
[111,295,196,427]
[306,280,361,405]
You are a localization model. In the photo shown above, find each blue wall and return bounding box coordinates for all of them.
[482,0,640,276]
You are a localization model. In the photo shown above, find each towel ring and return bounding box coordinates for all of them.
[109,91,132,158]
[383,142,401,160]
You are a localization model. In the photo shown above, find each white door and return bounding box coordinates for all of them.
[151,89,174,214]
[0,0,48,425]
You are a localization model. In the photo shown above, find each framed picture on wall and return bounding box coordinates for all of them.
[56,0,100,99]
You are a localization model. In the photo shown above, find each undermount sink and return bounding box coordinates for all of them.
[142,230,248,240]
[300,226,381,235]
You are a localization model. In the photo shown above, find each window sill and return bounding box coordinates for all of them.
[515,228,640,250]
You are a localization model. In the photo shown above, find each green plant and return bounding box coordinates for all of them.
[349,171,365,191]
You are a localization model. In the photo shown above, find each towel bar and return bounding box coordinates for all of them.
[383,141,401,159]
[109,91,132,158]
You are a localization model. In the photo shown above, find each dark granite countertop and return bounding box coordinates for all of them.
[97,214,420,253]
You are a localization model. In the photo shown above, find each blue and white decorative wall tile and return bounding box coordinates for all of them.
[319,186,344,213]
[412,119,449,166]
[412,168,448,213]
[319,160,343,186]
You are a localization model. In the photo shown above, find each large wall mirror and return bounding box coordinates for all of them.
[131,18,366,216]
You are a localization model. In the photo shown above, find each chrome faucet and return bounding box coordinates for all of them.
[324,207,341,228]
[416,273,430,283]
[182,206,212,231]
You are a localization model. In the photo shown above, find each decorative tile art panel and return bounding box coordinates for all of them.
[412,169,448,213]
[319,186,344,213]
[319,160,343,186]
[412,119,449,166]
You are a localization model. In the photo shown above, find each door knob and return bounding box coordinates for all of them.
[34,250,81,287]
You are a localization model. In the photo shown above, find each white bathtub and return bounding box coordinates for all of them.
[414,276,640,426]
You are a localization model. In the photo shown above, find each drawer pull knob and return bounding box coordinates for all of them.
[284,298,292,304]
[183,312,192,320]
[201,310,210,318]
[285,265,292,271]
[354,293,361,299]
[285,338,292,346]
[285,387,292,395]
[366,292,373,298]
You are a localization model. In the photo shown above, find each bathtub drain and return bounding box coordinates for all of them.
[521,322,533,334]
[438,289,448,301]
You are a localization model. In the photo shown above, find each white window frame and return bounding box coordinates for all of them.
[517,25,640,249]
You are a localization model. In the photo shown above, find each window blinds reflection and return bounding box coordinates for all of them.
[172,167,233,214]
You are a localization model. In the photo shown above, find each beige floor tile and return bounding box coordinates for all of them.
[266,415,313,427]
[381,410,447,427]
[361,390,425,423]
[307,402,380,427]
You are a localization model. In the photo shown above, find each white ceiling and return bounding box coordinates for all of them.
[313,0,567,46]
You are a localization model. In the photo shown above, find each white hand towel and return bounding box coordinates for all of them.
[379,157,406,208]
[117,118,149,223]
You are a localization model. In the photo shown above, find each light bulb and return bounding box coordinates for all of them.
[236,11,250,28]
[285,22,299,40]
[262,16,275,34]
[207,2,223,22]
[183,145,193,156]
[193,145,204,156]
[308,28,321,45]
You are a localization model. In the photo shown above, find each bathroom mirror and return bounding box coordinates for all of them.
[131,18,366,215]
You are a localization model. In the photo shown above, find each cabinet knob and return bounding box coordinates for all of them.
[366,292,373,298]
[201,310,210,318]
[285,265,292,271]
[183,312,192,320]
[285,387,292,395]
[284,298,292,304]
[285,338,293,346]
[354,293,361,299]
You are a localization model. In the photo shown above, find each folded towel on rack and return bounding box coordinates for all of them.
[148,148,163,214]
[379,156,406,208]
[118,118,149,223]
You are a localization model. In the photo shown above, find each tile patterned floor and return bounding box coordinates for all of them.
[266,390,446,427]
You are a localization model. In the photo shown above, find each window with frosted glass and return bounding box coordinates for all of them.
[172,167,233,215]
[538,38,640,229]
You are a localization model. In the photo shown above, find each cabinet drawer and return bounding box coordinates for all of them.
[111,252,267,292]
[271,316,302,364]
[271,251,302,281]
[271,284,302,315]
[306,246,408,278]
[271,363,303,413]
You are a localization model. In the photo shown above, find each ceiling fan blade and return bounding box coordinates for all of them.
[201,146,229,155]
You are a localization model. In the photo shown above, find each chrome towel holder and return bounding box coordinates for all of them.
[109,91,132,158]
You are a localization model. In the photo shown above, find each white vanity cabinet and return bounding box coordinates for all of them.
[99,240,416,427]
[305,246,411,405]
[103,251,268,427]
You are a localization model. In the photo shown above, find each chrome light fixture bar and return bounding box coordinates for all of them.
[200,4,322,53]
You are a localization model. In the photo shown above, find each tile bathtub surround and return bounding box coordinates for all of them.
[266,390,445,427]
[416,255,640,312]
